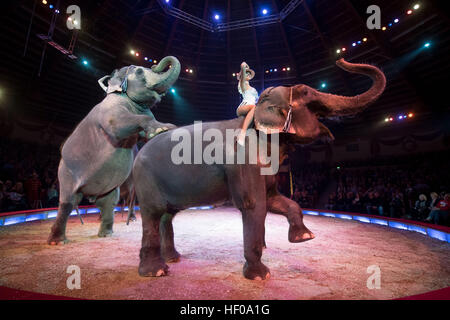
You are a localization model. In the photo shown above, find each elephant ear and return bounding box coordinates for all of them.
[254,86,334,143]
[105,69,124,94]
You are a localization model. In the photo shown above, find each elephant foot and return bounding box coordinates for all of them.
[288,225,315,243]
[138,259,169,277]
[243,262,271,281]
[47,232,69,245]
[162,248,181,263]
[98,228,113,237]
[129,213,137,222]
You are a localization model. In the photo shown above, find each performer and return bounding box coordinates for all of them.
[236,62,259,146]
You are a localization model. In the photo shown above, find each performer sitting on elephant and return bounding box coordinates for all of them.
[236,62,259,146]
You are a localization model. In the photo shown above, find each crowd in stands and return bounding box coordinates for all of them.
[323,151,449,226]
[0,138,60,212]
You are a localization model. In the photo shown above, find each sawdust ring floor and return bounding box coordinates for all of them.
[0,207,449,300]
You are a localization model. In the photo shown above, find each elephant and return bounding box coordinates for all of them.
[132,58,386,280]
[47,56,181,244]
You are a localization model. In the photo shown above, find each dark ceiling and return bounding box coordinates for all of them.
[0,0,449,140]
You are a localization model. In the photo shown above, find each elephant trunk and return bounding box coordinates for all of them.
[314,59,386,116]
[151,56,181,93]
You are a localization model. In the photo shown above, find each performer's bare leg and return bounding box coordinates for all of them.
[237,105,255,146]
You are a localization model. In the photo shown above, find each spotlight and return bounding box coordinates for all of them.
[413,4,420,10]
[424,42,430,48]
[154,60,157,63]
[394,18,399,23]
[233,73,236,76]
[270,69,273,72]
[186,69,190,73]
[274,68,277,72]
[171,88,176,94]
[336,49,341,54]
[130,50,135,54]
[407,10,413,15]
[282,68,286,71]
[42,0,47,4]
[385,118,389,122]
[286,67,290,71]
[398,115,403,120]
[135,52,139,56]
[67,17,72,21]
[363,37,368,42]
[55,9,59,13]
[388,23,393,27]
[82,60,88,66]
[262,9,268,15]
[214,14,220,20]
[149,59,153,62]
[408,113,414,118]
[265,70,269,73]
[189,69,193,73]
[357,40,362,44]
[342,47,346,52]
[321,82,327,89]
[389,117,393,121]
[382,26,387,31]
[165,0,170,3]
[352,42,356,47]
[49,4,53,9]
[144,57,148,61]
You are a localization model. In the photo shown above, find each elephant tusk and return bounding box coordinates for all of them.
[97,75,110,92]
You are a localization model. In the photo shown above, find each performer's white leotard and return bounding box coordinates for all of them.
[238,85,259,106]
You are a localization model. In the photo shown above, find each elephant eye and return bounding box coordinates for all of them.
[135,68,144,75]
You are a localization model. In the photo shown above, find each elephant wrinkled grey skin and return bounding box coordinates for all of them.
[132,59,386,280]
[47,56,181,244]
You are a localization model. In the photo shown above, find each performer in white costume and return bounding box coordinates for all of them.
[236,62,259,146]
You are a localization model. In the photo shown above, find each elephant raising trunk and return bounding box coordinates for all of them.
[304,58,387,117]
[151,56,181,94]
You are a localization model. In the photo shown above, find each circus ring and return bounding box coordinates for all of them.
[0,206,449,300]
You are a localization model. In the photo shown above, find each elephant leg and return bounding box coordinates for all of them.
[267,193,315,243]
[126,189,137,225]
[138,207,168,277]
[160,213,180,263]
[48,162,82,245]
[227,165,270,280]
[96,188,119,237]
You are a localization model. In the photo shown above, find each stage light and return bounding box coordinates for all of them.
[352,42,356,47]
[342,47,346,52]
[49,4,53,9]
[388,23,393,27]
[286,67,290,71]
[389,117,393,121]
[189,69,193,73]
[265,70,269,73]
[408,113,414,118]
[154,60,157,63]
[135,52,139,56]
[282,68,286,71]
[186,69,190,73]
[42,0,47,4]
[73,20,78,25]
[171,88,176,94]
[363,37,367,42]
[424,42,430,48]
[385,118,389,122]
[274,68,277,72]
[357,40,361,44]
[55,9,59,13]
[165,0,170,3]
[321,82,326,89]
[270,69,273,72]
[394,18,399,23]
[407,10,413,15]
[382,26,387,31]
[413,4,420,10]
[336,49,341,54]
[398,115,403,120]
[214,14,220,20]
[82,60,88,66]
[262,9,268,15]
[67,17,72,21]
